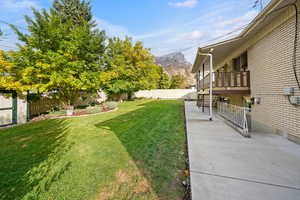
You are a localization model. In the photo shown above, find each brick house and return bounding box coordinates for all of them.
[192,0,300,143]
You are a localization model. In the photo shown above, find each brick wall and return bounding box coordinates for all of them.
[248,16,300,138]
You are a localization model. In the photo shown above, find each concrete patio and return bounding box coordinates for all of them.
[185,101,300,200]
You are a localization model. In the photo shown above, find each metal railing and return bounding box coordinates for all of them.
[217,102,251,137]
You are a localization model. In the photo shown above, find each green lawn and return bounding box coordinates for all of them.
[0,100,186,200]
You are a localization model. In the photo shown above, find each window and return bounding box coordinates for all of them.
[233,51,248,72]
[223,64,228,72]
[233,57,241,72]
[241,52,248,71]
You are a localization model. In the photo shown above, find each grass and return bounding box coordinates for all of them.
[0,100,187,200]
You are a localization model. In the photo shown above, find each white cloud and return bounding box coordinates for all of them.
[1,0,40,10]
[148,8,258,62]
[0,33,19,51]
[215,10,257,28]
[133,30,171,40]
[95,18,131,39]
[168,0,198,8]
[178,30,204,40]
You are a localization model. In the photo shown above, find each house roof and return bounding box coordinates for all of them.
[192,0,296,73]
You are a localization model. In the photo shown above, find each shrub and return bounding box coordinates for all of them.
[75,105,89,109]
[89,101,100,107]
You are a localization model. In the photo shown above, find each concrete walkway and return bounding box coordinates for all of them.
[185,101,300,200]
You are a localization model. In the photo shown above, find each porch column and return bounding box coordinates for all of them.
[209,54,213,121]
[198,52,214,121]
[202,63,205,113]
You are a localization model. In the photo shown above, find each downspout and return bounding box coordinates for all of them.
[292,1,300,90]
[198,50,214,121]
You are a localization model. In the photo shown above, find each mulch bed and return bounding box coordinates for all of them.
[30,107,115,122]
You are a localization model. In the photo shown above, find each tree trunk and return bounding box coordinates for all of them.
[127,92,133,100]
[60,90,80,116]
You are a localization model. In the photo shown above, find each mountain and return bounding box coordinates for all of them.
[154,52,195,86]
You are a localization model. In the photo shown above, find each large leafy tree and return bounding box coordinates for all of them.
[3,7,106,107]
[170,74,187,89]
[53,0,95,26]
[158,68,171,89]
[100,37,162,99]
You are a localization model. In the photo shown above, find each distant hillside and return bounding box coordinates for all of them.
[155,52,195,86]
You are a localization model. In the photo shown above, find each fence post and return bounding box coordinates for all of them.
[243,107,249,137]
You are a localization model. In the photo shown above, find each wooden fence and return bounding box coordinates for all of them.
[28,93,102,118]
[29,98,60,118]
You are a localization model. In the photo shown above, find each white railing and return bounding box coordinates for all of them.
[217,102,251,137]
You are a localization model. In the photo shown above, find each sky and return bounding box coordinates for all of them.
[0,0,270,63]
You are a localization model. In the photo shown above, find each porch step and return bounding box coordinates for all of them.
[288,133,300,145]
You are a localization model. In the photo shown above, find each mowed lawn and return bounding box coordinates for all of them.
[0,100,187,200]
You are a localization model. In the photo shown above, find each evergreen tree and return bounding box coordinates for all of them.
[53,0,95,26]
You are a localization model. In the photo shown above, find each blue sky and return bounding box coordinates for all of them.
[0,0,270,62]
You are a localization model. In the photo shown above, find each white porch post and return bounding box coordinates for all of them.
[198,52,214,121]
[209,54,213,121]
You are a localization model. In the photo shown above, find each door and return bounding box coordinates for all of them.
[0,90,17,127]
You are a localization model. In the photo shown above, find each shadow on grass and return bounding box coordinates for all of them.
[0,119,72,200]
[96,100,186,199]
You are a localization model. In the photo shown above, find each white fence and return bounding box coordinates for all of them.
[218,102,251,137]
[134,89,197,100]
[0,92,27,126]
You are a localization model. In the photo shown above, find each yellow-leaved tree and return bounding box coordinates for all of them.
[4,3,106,108]
[0,51,25,90]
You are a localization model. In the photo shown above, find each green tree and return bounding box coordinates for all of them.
[100,37,161,100]
[170,74,187,89]
[4,7,106,108]
[53,0,95,26]
[158,69,171,89]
